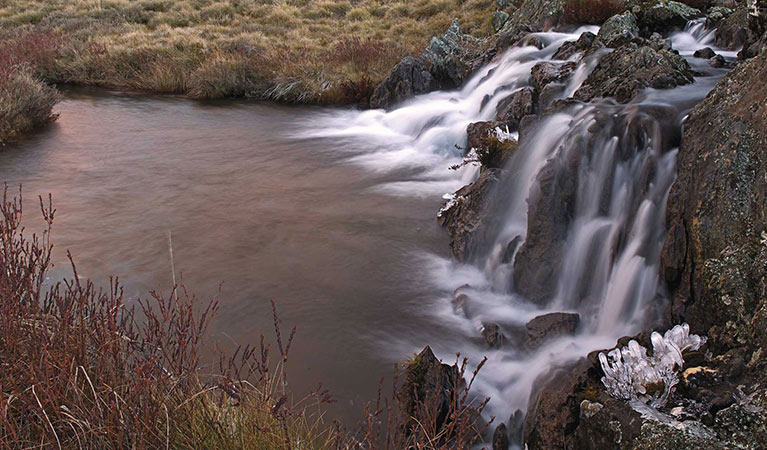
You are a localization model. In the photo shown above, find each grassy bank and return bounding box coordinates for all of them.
[0,0,495,105]
[0,187,489,448]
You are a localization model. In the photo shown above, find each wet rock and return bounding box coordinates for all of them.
[465,121,518,168]
[492,11,510,33]
[739,6,767,60]
[530,61,576,94]
[693,47,716,59]
[519,34,547,49]
[634,0,702,36]
[596,11,640,48]
[574,42,693,103]
[439,169,501,261]
[492,423,509,450]
[572,396,644,449]
[662,51,767,353]
[495,87,535,129]
[482,322,506,348]
[525,312,580,348]
[553,31,597,60]
[370,56,435,109]
[423,19,486,89]
[715,7,751,49]
[496,22,535,50]
[709,54,726,68]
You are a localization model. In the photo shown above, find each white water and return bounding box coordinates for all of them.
[305,19,731,441]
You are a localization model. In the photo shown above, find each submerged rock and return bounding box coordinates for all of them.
[574,42,693,103]
[370,56,435,109]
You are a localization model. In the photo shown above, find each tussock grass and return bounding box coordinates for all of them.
[0,0,496,104]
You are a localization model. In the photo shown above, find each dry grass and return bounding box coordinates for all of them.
[0,0,496,104]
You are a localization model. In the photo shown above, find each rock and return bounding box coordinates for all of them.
[709,54,726,68]
[466,121,519,168]
[634,0,702,36]
[739,6,767,60]
[492,11,510,33]
[495,87,535,129]
[596,12,640,48]
[422,19,485,89]
[400,346,463,433]
[553,31,597,60]
[439,169,501,261]
[715,7,751,49]
[492,423,510,450]
[530,61,576,94]
[662,50,767,354]
[370,56,435,109]
[574,42,693,103]
[693,47,716,59]
[496,0,566,49]
[525,312,580,348]
[706,6,734,27]
[482,322,506,348]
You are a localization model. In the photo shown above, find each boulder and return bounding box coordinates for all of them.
[661,51,767,353]
[634,0,702,36]
[422,19,485,89]
[492,11,510,33]
[706,6,734,27]
[693,47,716,59]
[496,0,566,48]
[715,7,751,49]
[525,312,580,348]
[553,31,597,60]
[530,61,576,94]
[439,169,501,261]
[596,11,640,48]
[709,54,726,68]
[370,56,435,109]
[482,322,506,348]
[495,86,535,129]
[574,42,693,103]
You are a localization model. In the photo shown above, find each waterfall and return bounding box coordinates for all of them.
[304,19,732,432]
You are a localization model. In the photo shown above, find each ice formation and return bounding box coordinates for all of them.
[599,323,706,407]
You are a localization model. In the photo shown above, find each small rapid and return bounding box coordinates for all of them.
[306,19,735,434]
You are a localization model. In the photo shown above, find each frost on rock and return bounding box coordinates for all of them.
[438,192,464,218]
[599,323,706,408]
[493,125,518,143]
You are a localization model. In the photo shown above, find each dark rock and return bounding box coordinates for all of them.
[519,34,547,49]
[496,23,535,50]
[482,322,506,348]
[662,51,767,353]
[508,409,525,445]
[465,121,519,168]
[739,6,767,60]
[439,169,501,261]
[495,87,535,129]
[715,7,751,50]
[553,31,596,60]
[498,0,566,36]
[572,396,644,449]
[709,54,726,68]
[423,19,486,89]
[634,0,702,36]
[525,312,580,348]
[693,47,717,59]
[530,61,576,94]
[492,423,509,450]
[466,121,496,151]
[370,56,435,109]
[596,11,640,48]
[574,42,694,103]
[400,346,463,433]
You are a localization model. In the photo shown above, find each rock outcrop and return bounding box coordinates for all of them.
[370,56,435,109]
[574,41,693,103]
[633,0,701,36]
[423,19,486,89]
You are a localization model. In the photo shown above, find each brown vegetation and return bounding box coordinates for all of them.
[563,0,627,24]
[0,0,495,104]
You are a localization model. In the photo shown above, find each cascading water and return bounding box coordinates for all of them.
[305,18,733,444]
